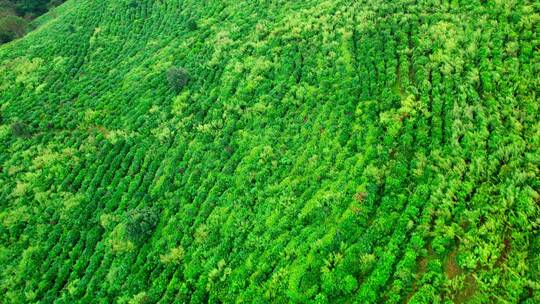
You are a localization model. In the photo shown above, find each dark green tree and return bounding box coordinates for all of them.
[0,15,26,43]
[186,18,197,31]
[10,121,31,137]
[125,207,159,244]
[167,67,189,92]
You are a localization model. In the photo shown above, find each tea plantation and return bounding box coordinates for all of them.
[0,0,539,303]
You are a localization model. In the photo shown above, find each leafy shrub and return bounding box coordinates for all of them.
[160,246,185,265]
[128,292,150,304]
[166,67,189,92]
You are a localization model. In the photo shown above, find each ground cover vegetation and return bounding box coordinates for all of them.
[0,0,539,303]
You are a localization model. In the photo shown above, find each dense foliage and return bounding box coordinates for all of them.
[1,0,63,17]
[0,0,65,44]
[0,14,26,43]
[167,67,190,92]
[0,0,539,303]
[125,208,159,244]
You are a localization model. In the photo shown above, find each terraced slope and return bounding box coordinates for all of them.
[0,0,539,303]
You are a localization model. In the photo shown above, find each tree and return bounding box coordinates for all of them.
[0,1,16,17]
[0,15,26,43]
[14,0,50,17]
[10,121,31,137]
[186,18,197,31]
[0,0,66,43]
[125,207,159,244]
[167,67,189,92]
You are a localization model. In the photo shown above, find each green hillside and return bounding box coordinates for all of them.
[0,0,539,303]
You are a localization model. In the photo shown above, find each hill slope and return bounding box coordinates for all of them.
[0,0,539,303]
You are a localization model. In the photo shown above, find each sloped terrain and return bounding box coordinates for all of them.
[0,0,539,303]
